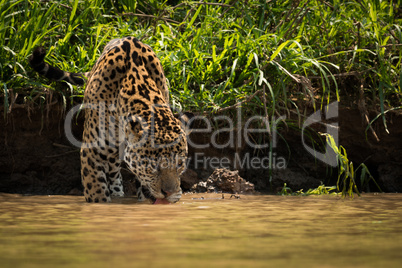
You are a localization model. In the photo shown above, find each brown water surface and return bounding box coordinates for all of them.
[0,193,401,267]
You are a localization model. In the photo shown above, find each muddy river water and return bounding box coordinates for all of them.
[0,193,401,267]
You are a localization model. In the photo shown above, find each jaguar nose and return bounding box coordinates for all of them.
[161,181,179,196]
[161,189,173,197]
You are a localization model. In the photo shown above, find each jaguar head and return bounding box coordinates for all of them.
[123,116,188,204]
[124,149,186,203]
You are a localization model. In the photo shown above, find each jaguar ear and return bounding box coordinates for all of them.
[179,112,194,135]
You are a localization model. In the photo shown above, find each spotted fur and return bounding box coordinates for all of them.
[29,37,190,203]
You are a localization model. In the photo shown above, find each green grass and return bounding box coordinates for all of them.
[0,0,400,195]
[1,0,400,114]
[278,133,382,197]
[278,183,337,196]
[325,133,381,197]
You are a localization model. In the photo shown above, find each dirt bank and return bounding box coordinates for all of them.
[0,105,401,195]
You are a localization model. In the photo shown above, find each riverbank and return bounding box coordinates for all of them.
[1,104,401,195]
[1,0,401,195]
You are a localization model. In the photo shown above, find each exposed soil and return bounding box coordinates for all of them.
[191,168,256,194]
[0,104,401,195]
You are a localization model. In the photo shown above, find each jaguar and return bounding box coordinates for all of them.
[29,37,191,204]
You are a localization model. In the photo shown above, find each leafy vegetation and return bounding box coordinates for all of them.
[325,133,382,197]
[278,133,383,197]
[1,0,401,113]
[1,0,400,195]
[278,183,337,196]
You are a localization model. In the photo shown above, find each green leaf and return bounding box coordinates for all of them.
[270,40,290,62]
[187,4,202,30]
[69,0,79,24]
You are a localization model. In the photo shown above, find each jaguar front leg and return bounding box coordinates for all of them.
[107,151,125,197]
[80,147,112,203]
[135,178,146,201]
